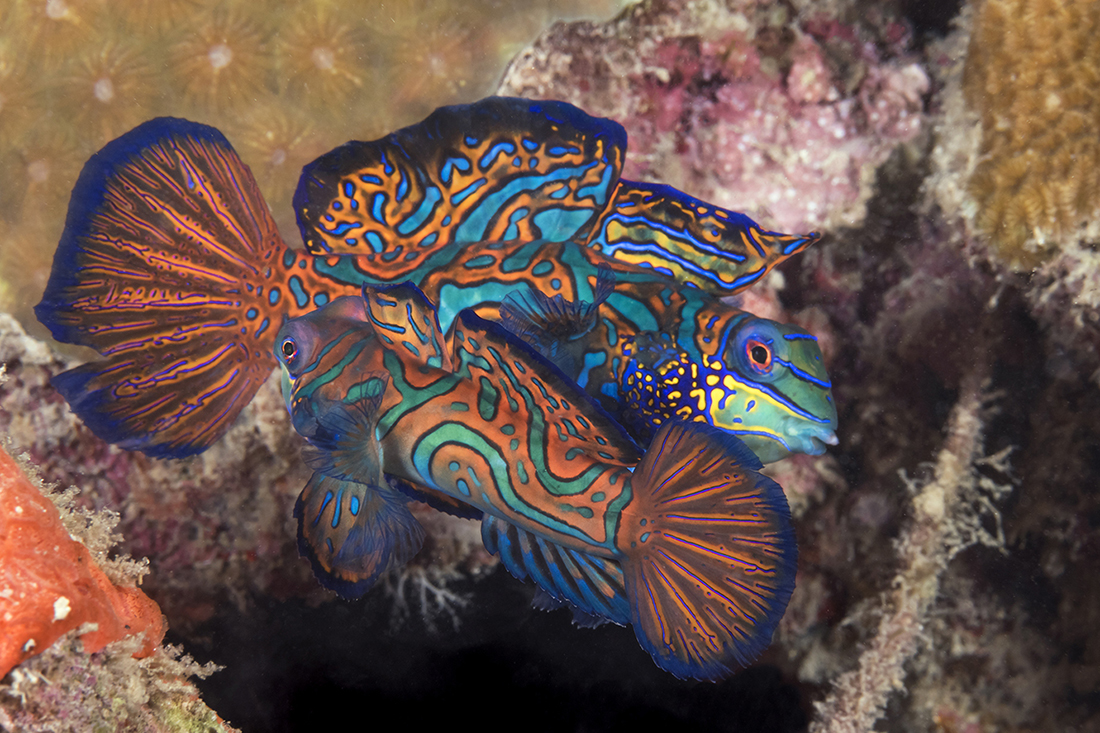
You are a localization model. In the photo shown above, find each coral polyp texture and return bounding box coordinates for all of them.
[963,0,1100,268]
[0,0,627,334]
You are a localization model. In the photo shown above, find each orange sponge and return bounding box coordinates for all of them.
[0,446,164,678]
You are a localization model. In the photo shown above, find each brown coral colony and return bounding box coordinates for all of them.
[964,0,1100,267]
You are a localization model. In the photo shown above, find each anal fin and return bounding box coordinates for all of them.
[481,515,630,626]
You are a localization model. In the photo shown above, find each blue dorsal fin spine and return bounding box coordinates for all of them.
[294,472,425,599]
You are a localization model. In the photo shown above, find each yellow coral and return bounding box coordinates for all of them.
[964,0,1100,268]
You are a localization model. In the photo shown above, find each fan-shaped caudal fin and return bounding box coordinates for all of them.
[585,180,820,293]
[621,420,797,681]
[293,97,626,278]
[34,118,303,458]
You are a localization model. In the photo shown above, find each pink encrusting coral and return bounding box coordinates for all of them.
[499,0,928,235]
[0,444,164,678]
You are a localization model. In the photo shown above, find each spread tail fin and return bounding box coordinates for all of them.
[621,420,797,680]
[34,118,301,457]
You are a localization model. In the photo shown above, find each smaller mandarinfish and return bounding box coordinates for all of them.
[275,282,797,681]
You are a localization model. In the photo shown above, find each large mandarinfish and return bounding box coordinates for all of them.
[35,96,835,461]
[275,282,798,681]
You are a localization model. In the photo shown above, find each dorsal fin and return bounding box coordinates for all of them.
[585,179,820,292]
[295,97,627,278]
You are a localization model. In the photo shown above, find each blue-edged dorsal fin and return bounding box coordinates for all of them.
[585,179,821,293]
[294,97,627,279]
[619,420,793,681]
[362,282,453,372]
[482,515,630,626]
[295,472,424,599]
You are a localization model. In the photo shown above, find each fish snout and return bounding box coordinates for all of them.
[786,420,839,456]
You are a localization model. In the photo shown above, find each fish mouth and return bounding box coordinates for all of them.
[790,424,839,456]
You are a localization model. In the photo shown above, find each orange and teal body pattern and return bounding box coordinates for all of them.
[276,283,797,681]
[34,98,834,462]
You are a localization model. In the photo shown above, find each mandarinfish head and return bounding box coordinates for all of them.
[273,294,376,434]
[622,315,838,464]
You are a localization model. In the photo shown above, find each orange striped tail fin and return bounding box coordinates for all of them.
[621,420,797,680]
[35,118,297,457]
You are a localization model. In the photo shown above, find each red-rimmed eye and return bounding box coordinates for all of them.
[745,339,772,372]
[281,338,297,360]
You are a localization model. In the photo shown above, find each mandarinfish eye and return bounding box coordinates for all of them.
[731,318,783,381]
[746,339,773,372]
[281,338,297,360]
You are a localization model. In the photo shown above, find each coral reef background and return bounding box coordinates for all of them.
[3,0,1100,731]
[0,0,627,340]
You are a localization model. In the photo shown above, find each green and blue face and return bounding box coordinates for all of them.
[622,313,837,464]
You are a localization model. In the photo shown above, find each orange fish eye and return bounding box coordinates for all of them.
[281,338,297,359]
[746,339,772,372]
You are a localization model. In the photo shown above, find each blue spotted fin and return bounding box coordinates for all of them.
[619,420,797,680]
[294,472,425,599]
[585,179,820,292]
[295,97,627,279]
[482,515,631,626]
